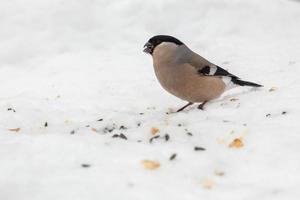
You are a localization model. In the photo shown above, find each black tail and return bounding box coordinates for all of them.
[232,78,263,87]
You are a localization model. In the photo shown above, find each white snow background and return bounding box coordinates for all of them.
[0,0,300,199]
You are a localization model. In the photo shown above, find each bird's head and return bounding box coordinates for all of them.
[143,35,184,55]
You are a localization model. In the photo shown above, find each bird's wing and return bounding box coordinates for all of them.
[188,52,239,78]
[197,65,239,79]
[187,51,262,87]
[197,64,263,87]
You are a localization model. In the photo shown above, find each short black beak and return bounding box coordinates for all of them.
[143,42,153,54]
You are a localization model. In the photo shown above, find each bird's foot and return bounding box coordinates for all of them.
[197,101,207,110]
[176,102,194,112]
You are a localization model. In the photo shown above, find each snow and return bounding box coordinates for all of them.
[0,0,300,199]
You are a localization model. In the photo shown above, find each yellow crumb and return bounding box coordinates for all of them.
[141,160,160,170]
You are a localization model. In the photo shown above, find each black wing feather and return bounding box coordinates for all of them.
[198,65,262,87]
[198,65,238,78]
[199,66,211,74]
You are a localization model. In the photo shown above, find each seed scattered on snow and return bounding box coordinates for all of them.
[214,170,225,176]
[141,160,160,170]
[229,138,244,148]
[81,164,91,168]
[97,118,103,121]
[8,128,20,132]
[149,135,160,143]
[44,122,48,127]
[266,113,271,117]
[103,126,115,133]
[230,97,239,101]
[91,128,98,132]
[70,130,75,134]
[201,178,215,189]
[112,133,128,140]
[184,128,193,136]
[164,134,170,141]
[151,127,159,135]
[137,122,141,127]
[119,133,127,140]
[269,86,278,92]
[177,123,182,127]
[169,153,177,161]
[119,125,127,130]
[282,111,287,115]
[194,146,206,151]
[186,132,193,136]
[7,108,16,112]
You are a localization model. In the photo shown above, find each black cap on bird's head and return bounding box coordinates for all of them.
[143,35,184,54]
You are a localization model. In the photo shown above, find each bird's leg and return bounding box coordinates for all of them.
[197,101,207,110]
[176,102,194,112]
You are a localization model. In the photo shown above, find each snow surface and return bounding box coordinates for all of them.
[0,0,300,199]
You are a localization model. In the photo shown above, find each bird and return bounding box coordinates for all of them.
[143,35,262,112]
